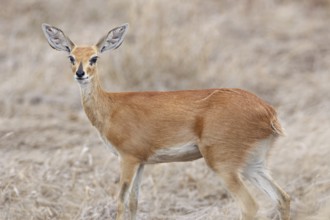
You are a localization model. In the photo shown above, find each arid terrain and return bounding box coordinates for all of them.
[0,0,330,219]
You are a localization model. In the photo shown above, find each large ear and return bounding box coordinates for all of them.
[41,23,75,53]
[96,23,128,53]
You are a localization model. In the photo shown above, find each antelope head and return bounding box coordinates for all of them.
[41,23,128,85]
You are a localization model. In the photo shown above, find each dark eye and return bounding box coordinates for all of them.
[68,56,75,65]
[89,56,98,65]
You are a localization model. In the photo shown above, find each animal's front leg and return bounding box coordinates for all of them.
[128,164,144,220]
[116,157,141,220]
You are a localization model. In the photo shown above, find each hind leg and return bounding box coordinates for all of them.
[199,145,258,220]
[243,168,290,220]
[220,171,259,220]
[243,139,290,220]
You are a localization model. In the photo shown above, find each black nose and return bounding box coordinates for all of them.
[76,70,85,78]
[76,62,85,78]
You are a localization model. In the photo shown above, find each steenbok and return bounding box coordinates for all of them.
[42,23,290,220]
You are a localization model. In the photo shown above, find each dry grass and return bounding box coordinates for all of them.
[1,0,330,219]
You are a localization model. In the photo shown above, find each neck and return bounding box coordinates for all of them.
[79,73,111,129]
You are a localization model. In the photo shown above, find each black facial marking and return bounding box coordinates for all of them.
[77,62,84,74]
[75,62,85,78]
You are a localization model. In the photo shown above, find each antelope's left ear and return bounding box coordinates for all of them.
[96,23,128,53]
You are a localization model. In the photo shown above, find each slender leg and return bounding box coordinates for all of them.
[129,164,144,220]
[244,169,290,220]
[242,141,290,220]
[116,158,141,220]
[220,172,259,220]
[270,179,290,220]
[199,144,258,220]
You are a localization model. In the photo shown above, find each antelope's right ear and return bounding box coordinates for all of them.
[41,23,75,53]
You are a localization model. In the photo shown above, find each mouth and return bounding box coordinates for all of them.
[75,76,90,84]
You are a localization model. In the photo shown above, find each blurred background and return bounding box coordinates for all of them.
[0,0,330,219]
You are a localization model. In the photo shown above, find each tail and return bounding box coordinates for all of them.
[271,117,286,136]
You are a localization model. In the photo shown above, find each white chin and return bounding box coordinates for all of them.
[75,77,90,84]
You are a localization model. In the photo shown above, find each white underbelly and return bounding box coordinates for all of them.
[146,142,202,164]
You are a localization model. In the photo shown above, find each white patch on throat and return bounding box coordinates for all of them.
[78,81,92,96]
[146,142,202,164]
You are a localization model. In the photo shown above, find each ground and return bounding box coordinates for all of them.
[0,0,329,219]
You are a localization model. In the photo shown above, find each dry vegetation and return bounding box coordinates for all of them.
[1,0,330,219]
